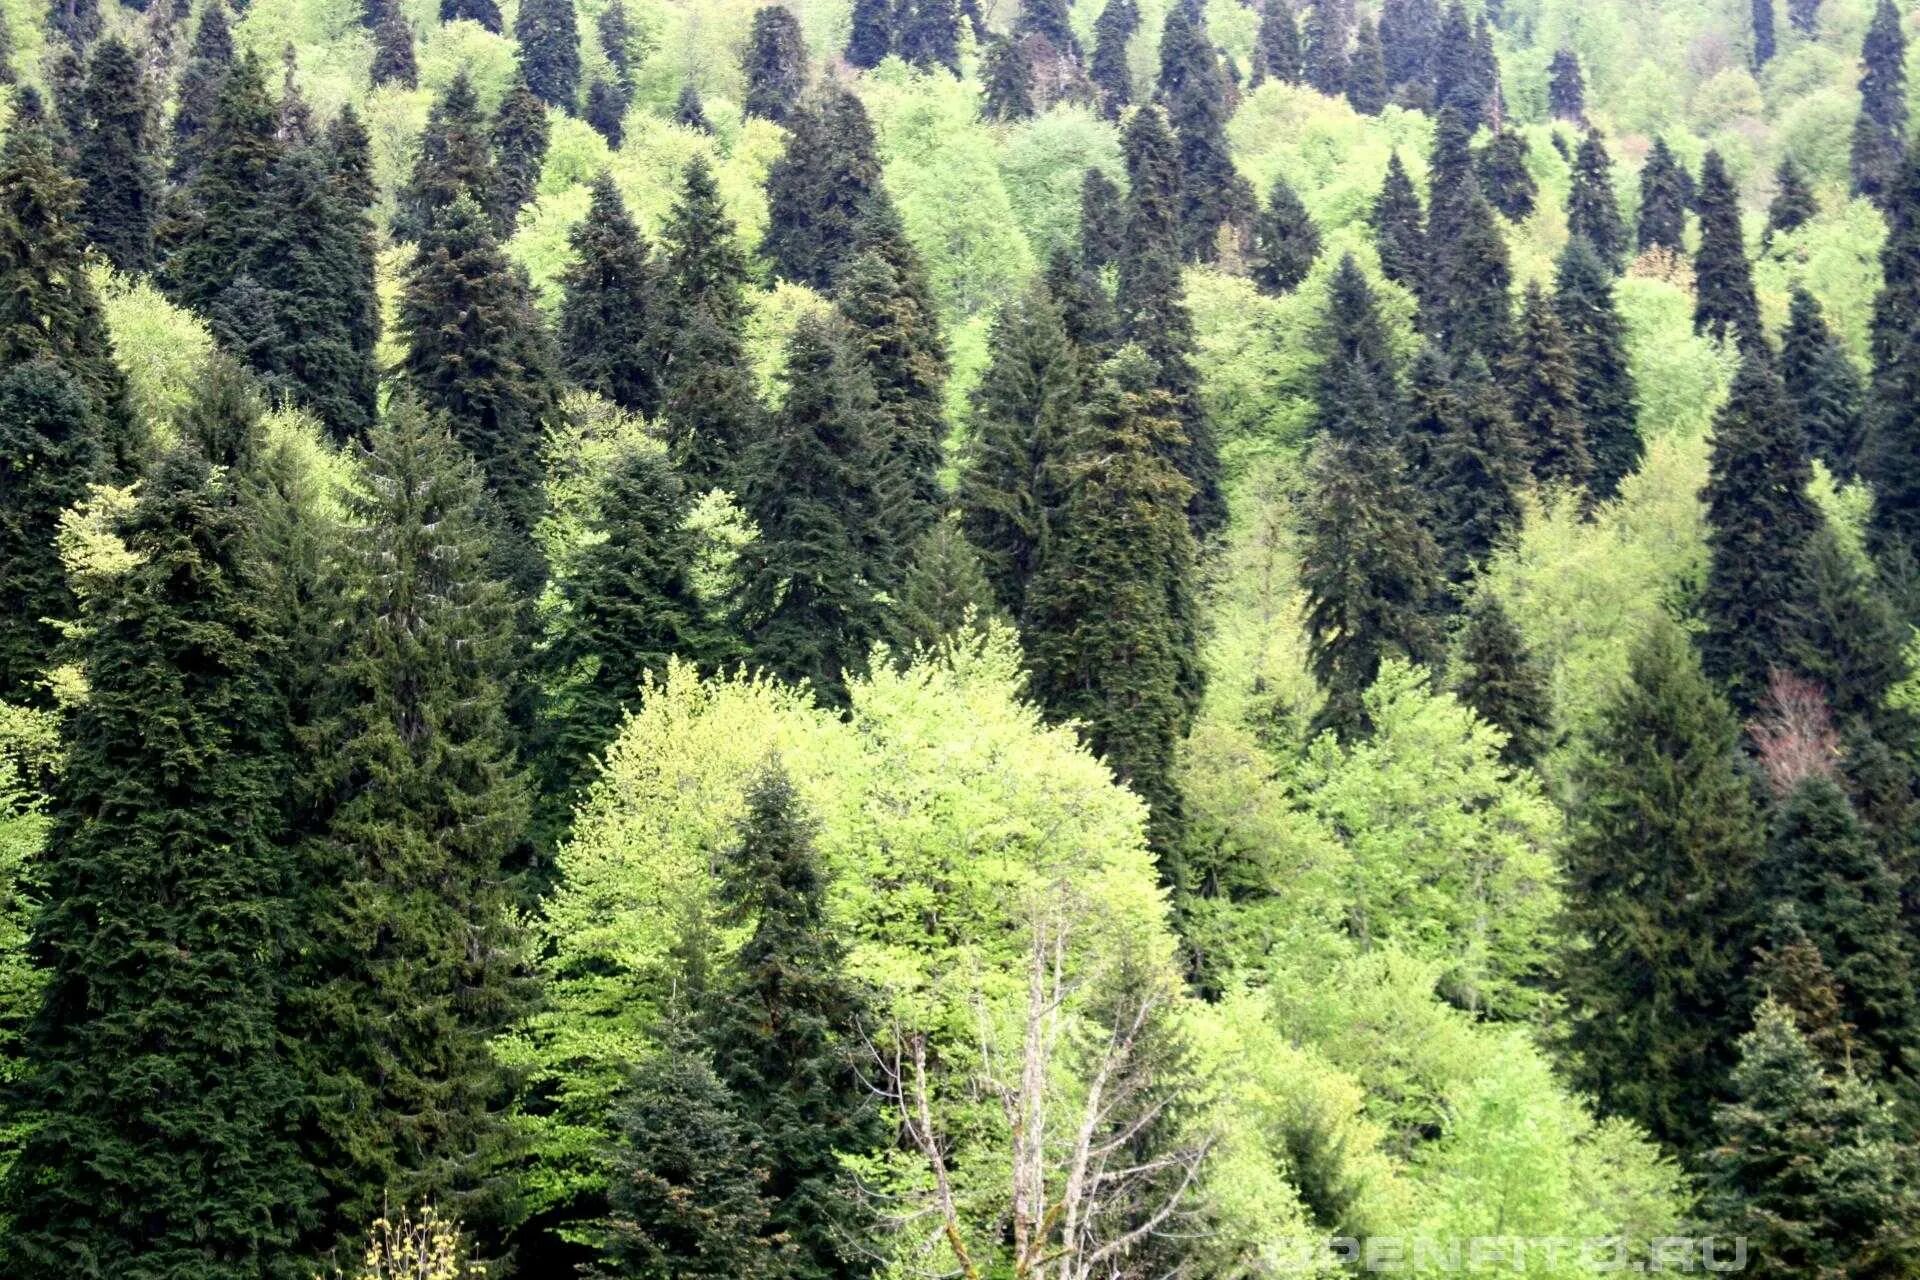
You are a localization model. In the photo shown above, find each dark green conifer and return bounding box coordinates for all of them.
[1555,238,1642,499]
[1301,0,1348,96]
[1254,0,1302,85]
[983,35,1037,122]
[1567,130,1628,270]
[1430,183,1512,365]
[440,0,503,31]
[1046,246,1120,350]
[1476,127,1534,221]
[585,78,626,147]
[1548,47,1585,122]
[1433,1,1490,122]
[1852,0,1907,205]
[1700,350,1823,709]
[0,363,98,701]
[744,5,809,122]
[1502,281,1590,491]
[514,0,581,107]
[1694,150,1764,348]
[835,245,949,539]
[492,73,551,227]
[674,83,712,132]
[1788,0,1821,35]
[1345,16,1387,114]
[899,0,961,71]
[846,0,894,68]
[1091,0,1139,114]
[1371,151,1426,291]
[396,71,497,241]
[167,51,281,313]
[172,0,235,179]
[1379,0,1438,103]
[1767,155,1817,242]
[1782,525,1919,756]
[49,0,100,51]
[1313,255,1399,447]
[1560,617,1767,1149]
[1636,137,1691,255]
[559,174,665,417]
[1250,173,1320,294]
[1430,352,1528,582]
[598,0,638,96]
[1157,0,1250,261]
[370,7,418,88]
[76,37,157,272]
[1079,165,1126,270]
[893,515,1004,649]
[1454,591,1553,768]
[1016,0,1079,55]
[1780,286,1865,477]
[763,89,888,290]
[3,445,312,1280]
[1750,906,1858,1066]
[1752,0,1776,67]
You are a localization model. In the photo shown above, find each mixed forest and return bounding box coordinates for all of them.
[4,0,1920,1272]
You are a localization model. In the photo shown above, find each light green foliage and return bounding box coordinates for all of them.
[1616,273,1740,440]
[94,267,214,447]
[0,698,52,1192]
[1229,82,1434,238]
[417,19,521,107]
[742,279,831,401]
[1755,196,1885,357]
[995,105,1123,264]
[234,0,369,114]
[536,392,658,579]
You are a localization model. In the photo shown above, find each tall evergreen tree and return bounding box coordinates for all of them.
[1636,136,1691,255]
[1767,155,1818,241]
[1700,350,1823,709]
[764,89,889,290]
[1752,0,1777,68]
[1454,591,1553,768]
[1091,0,1139,114]
[1313,254,1400,446]
[845,0,895,68]
[673,84,711,133]
[1430,182,1512,365]
[0,362,98,701]
[172,0,235,179]
[1301,0,1348,96]
[1851,0,1907,205]
[899,0,961,72]
[1555,238,1642,499]
[559,175,664,417]
[894,515,1004,648]
[2,445,312,1280]
[440,0,503,31]
[1567,129,1628,270]
[1157,0,1249,261]
[1781,525,1920,762]
[291,402,534,1240]
[1371,151,1426,291]
[1781,286,1865,478]
[1788,0,1822,35]
[1694,150,1764,348]
[492,73,551,228]
[395,71,497,241]
[1023,345,1202,857]
[1345,17,1387,114]
[1253,0,1302,86]
[1869,126,1920,546]
[1250,173,1321,294]
[983,35,1037,122]
[1476,127,1535,221]
[598,0,638,96]
[1548,47,1585,122]
[1560,618,1768,1149]
[743,5,809,122]
[514,0,581,107]
[76,37,157,272]
[1379,0,1439,103]
[370,7,418,88]
[1016,0,1079,56]
[1502,281,1590,491]
[1079,166,1127,270]
[1433,1,1492,122]
[167,51,281,314]
[585,78,626,148]
[1429,352,1528,582]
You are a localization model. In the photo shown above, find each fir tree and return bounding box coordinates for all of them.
[1345,16,1387,114]
[1548,47,1585,122]
[1852,0,1907,205]
[1700,350,1823,710]
[1430,183,1512,365]
[1091,0,1139,115]
[835,238,948,538]
[1301,0,1348,96]
[514,0,581,107]
[0,362,98,701]
[49,0,100,52]
[585,78,626,148]
[1476,127,1535,221]
[1782,525,1920,758]
[1694,150,1764,348]
[899,0,961,71]
[1567,130,1628,270]
[1047,245,1120,349]
[763,89,888,290]
[76,37,157,272]
[674,84,712,133]
[370,7,418,88]
[559,174,665,417]
[845,0,895,68]
[1767,155,1818,243]
[1157,0,1249,261]
[2,445,311,1280]
[492,73,551,228]
[291,402,534,1240]
[1636,136,1692,255]
[893,515,1004,649]
[1472,15,1504,128]
[1023,346,1202,856]
[1502,281,1590,491]
[1781,286,1865,477]
[959,284,1083,617]
[1433,1,1491,122]
[1454,591,1553,768]
[1560,617,1768,1149]
[1430,352,1528,582]
[396,72,497,241]
[1751,905,1858,1066]
[171,0,235,180]
[743,5,809,123]
[1079,165,1126,270]
[983,35,1037,122]
[1250,173,1320,294]
[1314,254,1400,447]
[1016,0,1079,55]
[1254,0,1302,85]
[598,0,638,96]
[1555,238,1642,500]
[736,313,902,702]
[1379,0,1439,103]
[167,51,281,313]
[440,0,503,31]
[1371,151,1426,291]
[1752,0,1776,68]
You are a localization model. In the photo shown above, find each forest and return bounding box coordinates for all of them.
[0,0,1918,1271]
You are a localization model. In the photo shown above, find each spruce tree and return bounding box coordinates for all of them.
[1548,47,1585,122]
[1750,906,1858,1066]
[1700,350,1823,710]
[1694,150,1764,348]
[1016,0,1079,56]
[835,241,949,539]
[395,72,497,242]
[1502,281,1590,492]
[959,283,1083,617]
[1851,0,1907,205]
[76,37,157,272]
[1568,129,1628,271]
[599,0,639,96]
[1079,165,1127,270]
[674,84,712,133]
[440,0,503,31]
[704,767,884,1279]
[1766,154,1818,241]
[1430,183,1512,365]
[1636,136,1691,255]
[1780,285,1865,477]
[1250,173,1320,294]
[171,0,235,180]
[899,0,961,71]
[1560,617,1768,1148]
[1476,127,1535,221]
[0,362,98,701]
[894,515,1005,649]
[1345,17,1387,114]
[398,193,561,548]
[370,7,418,88]
[167,51,281,314]
[1430,352,1528,582]
[1555,238,1643,500]
[763,88,888,290]
[1157,0,1250,261]
[1454,591,1553,768]
[1301,0,1348,96]
[1782,525,1920,759]
[1379,0,1439,103]
[1023,345,1202,856]
[736,313,902,702]
[983,35,1037,122]
[1047,245,1120,349]
[846,0,894,68]
[585,78,626,148]
[559,174,665,417]
[492,72,551,228]
[743,5,809,123]
[1752,0,1776,68]
[2,445,312,1280]
[1433,0,1491,122]
[291,402,533,1240]
[1371,151,1426,292]
[1314,254,1400,446]
[1254,0,1302,85]
[1091,0,1139,114]
[514,0,581,107]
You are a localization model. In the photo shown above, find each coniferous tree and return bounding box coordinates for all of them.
[1636,136,1691,255]
[76,37,157,272]
[1567,130,1628,270]
[1700,351,1823,710]
[492,73,551,227]
[1158,0,1249,261]
[1852,0,1906,205]
[3,445,312,1280]
[1379,0,1438,103]
[1429,352,1527,582]
[1047,245,1120,350]
[744,6,809,122]
[1250,173,1320,294]
[1752,0,1776,68]
[172,0,235,179]
[846,0,894,68]
[1781,286,1865,478]
[1371,151,1426,291]
[396,71,496,241]
[705,767,884,1279]
[559,174,664,417]
[0,362,98,701]
[48,51,85,173]
[836,245,948,539]
[894,515,1005,648]
[167,51,281,314]
[327,109,382,428]
[1767,155,1817,242]
[1472,16,1504,127]
[1433,1,1490,121]
[674,84,712,133]
[736,313,901,702]
[1547,47,1585,122]
[764,89,888,291]
[515,0,581,108]
[1016,0,1079,56]
[585,78,626,148]
[1024,345,1202,856]
[1694,150,1764,348]
[1750,906,1858,1066]
[899,0,961,71]
[983,35,1037,122]
[1091,0,1139,114]
[1869,143,1920,563]
[1502,281,1590,492]
[1700,1002,1920,1277]
[1781,525,1920,759]
[1254,0,1302,85]
[398,193,561,548]
[292,402,533,1240]
[1314,254,1400,447]
[1345,17,1387,114]
[1787,0,1821,37]
[1424,107,1477,258]
[1079,166,1127,270]
[1476,127,1534,220]
[1430,182,1512,365]
[598,0,638,96]
[1560,618,1767,1148]
[370,7,418,88]
[1454,591,1553,768]
[440,0,503,31]
[1555,238,1642,500]
[1301,0,1347,96]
